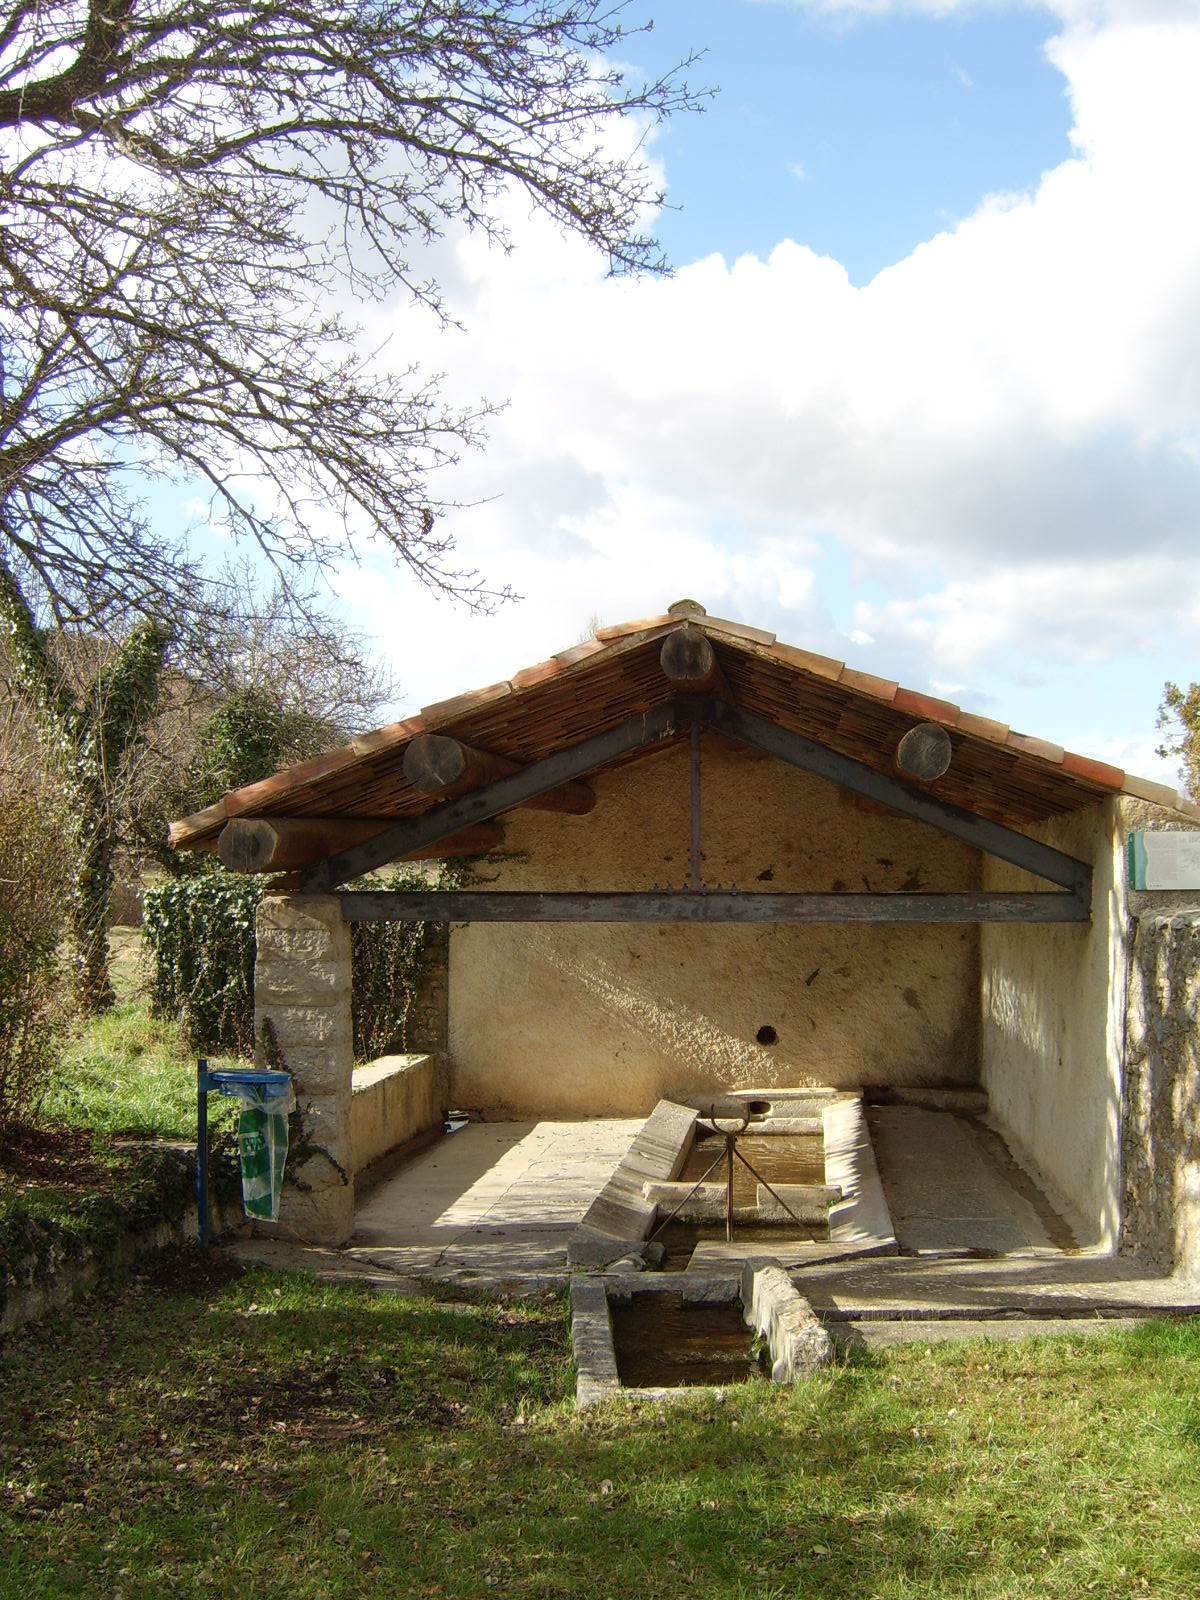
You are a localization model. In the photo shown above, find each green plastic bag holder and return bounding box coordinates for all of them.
[196,1061,295,1243]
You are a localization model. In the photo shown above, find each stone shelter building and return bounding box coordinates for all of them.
[169,601,1200,1274]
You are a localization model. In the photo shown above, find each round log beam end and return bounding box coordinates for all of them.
[660,625,717,684]
[403,734,470,792]
[896,722,953,782]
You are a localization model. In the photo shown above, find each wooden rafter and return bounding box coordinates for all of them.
[698,698,1092,906]
[298,701,682,892]
[216,816,504,874]
[290,690,1092,923]
[660,625,733,699]
[402,734,595,814]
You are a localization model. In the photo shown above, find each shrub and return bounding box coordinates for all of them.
[0,788,72,1126]
[143,868,440,1060]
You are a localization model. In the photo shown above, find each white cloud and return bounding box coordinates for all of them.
[340,0,1200,778]
[850,555,1200,678]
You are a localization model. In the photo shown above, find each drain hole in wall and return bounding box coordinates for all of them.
[745,1098,772,1118]
[756,1025,778,1046]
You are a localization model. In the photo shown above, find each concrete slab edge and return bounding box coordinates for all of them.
[825,1096,897,1253]
[571,1263,832,1408]
[819,1298,1200,1321]
[742,1261,834,1380]
[569,1100,697,1266]
[571,1276,620,1408]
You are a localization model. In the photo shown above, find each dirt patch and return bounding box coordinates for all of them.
[0,1123,119,1200]
[135,1243,246,1297]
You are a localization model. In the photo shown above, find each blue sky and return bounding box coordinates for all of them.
[629,4,1072,286]
[192,1,1200,790]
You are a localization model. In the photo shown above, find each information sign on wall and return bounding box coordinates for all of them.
[1128,830,1200,890]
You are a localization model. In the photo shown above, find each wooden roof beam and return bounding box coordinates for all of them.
[338,889,1087,925]
[216,816,505,875]
[700,697,1092,908]
[895,722,953,781]
[402,734,595,814]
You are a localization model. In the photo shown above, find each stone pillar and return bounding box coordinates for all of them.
[254,893,355,1245]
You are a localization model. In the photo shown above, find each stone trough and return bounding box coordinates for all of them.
[571,1260,834,1407]
[568,1088,896,1271]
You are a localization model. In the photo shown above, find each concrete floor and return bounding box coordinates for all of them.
[231,1119,642,1296]
[225,1107,1200,1334]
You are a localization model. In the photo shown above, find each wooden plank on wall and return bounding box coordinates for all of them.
[337,890,1088,924]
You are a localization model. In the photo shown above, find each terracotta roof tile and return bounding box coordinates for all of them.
[838,667,899,703]
[420,680,513,725]
[768,642,845,682]
[1005,730,1066,765]
[223,746,361,816]
[702,615,778,647]
[510,656,568,690]
[553,640,607,669]
[1061,750,1124,790]
[351,715,425,758]
[893,687,962,726]
[594,614,672,641]
[1120,772,1183,808]
[957,710,1011,743]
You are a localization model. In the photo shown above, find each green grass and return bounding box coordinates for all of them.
[44,995,241,1140]
[2,1263,1199,1599]
[2,975,240,1260]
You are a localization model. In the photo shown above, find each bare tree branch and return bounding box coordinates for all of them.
[0,1,708,629]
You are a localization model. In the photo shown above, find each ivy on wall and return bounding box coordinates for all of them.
[0,790,72,1126]
[143,868,444,1060]
[143,875,261,1057]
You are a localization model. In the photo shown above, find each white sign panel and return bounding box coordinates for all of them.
[1128,831,1200,890]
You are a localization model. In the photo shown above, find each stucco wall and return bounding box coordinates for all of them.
[405,922,449,1053]
[980,801,1126,1245]
[351,1053,446,1175]
[448,738,981,1117]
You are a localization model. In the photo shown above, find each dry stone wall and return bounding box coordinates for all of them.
[1123,907,1200,1275]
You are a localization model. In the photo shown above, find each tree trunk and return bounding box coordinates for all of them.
[71,777,115,1013]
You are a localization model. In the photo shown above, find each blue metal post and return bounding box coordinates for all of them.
[197,1057,209,1247]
